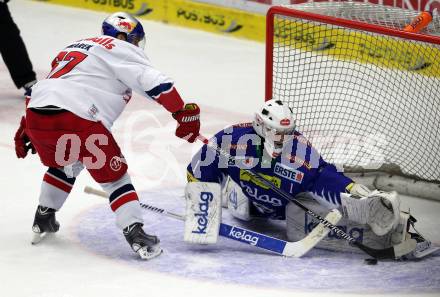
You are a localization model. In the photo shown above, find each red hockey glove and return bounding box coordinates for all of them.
[172,103,200,143]
[14,116,35,158]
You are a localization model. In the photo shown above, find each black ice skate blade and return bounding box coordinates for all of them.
[364,258,378,265]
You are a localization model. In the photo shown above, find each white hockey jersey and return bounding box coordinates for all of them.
[28,36,178,129]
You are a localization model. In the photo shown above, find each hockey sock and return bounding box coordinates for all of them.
[100,173,143,229]
[39,167,76,210]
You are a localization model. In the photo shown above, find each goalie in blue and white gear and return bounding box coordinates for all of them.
[185,99,438,259]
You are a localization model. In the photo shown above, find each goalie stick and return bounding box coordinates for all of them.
[196,135,417,260]
[84,186,341,257]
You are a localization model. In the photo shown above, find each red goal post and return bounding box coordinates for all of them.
[265,4,440,201]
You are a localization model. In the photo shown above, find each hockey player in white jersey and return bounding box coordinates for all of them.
[13,12,201,259]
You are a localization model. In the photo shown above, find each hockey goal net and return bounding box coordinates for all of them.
[266,2,440,199]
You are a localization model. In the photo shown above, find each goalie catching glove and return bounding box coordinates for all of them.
[172,103,200,143]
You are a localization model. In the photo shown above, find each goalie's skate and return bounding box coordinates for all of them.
[397,215,440,260]
[402,232,440,259]
[31,206,59,245]
[123,223,162,260]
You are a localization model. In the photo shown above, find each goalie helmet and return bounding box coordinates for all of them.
[253,99,296,158]
[102,12,146,49]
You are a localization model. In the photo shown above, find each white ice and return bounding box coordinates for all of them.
[0,1,439,297]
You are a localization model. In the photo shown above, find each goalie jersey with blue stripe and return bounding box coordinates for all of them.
[187,123,353,220]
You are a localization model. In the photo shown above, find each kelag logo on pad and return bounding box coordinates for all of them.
[191,191,214,235]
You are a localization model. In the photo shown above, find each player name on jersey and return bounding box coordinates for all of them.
[66,43,94,51]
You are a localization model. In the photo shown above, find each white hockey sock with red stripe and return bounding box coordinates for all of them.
[100,173,143,229]
[39,167,76,210]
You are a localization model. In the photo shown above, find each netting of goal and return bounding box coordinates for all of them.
[266,3,440,199]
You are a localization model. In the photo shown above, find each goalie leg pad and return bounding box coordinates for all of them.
[341,190,400,236]
[184,182,221,244]
[286,197,394,253]
[224,177,252,221]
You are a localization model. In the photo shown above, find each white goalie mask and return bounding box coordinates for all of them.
[252,99,296,158]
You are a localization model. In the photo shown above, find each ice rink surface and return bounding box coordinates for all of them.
[0,1,439,297]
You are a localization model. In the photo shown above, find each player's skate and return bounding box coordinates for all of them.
[401,216,439,259]
[123,223,162,260]
[31,205,60,244]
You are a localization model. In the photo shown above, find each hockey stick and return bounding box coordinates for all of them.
[84,186,341,257]
[196,135,416,260]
